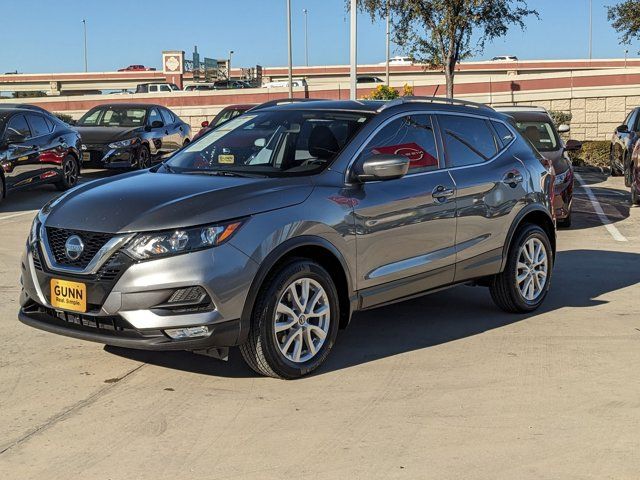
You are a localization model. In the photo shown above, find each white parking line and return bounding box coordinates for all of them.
[0,211,37,223]
[574,173,628,242]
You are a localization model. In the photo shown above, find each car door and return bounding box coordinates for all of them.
[26,113,63,182]
[437,113,525,282]
[0,113,41,190]
[146,107,170,154]
[160,108,183,151]
[351,113,457,307]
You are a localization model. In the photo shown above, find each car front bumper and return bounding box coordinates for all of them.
[19,241,259,350]
[82,145,138,169]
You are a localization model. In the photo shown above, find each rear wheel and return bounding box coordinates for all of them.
[239,259,340,379]
[610,147,624,176]
[631,185,640,206]
[490,224,553,313]
[55,155,79,191]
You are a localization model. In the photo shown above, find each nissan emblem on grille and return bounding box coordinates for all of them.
[65,235,85,261]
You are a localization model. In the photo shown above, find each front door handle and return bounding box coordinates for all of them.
[502,171,523,187]
[432,185,455,202]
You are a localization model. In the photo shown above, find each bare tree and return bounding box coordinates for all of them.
[354,0,537,98]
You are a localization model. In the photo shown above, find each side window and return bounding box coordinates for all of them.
[6,114,31,139]
[44,116,55,132]
[361,114,440,173]
[27,114,51,137]
[439,115,497,167]
[633,110,640,132]
[147,108,163,126]
[159,85,171,92]
[160,108,174,125]
[491,121,515,147]
[624,110,635,129]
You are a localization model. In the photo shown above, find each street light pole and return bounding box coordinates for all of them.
[385,5,390,86]
[349,0,357,100]
[287,0,293,98]
[228,50,234,79]
[588,0,593,61]
[303,8,309,67]
[82,19,88,72]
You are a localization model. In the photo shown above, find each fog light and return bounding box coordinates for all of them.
[164,326,210,339]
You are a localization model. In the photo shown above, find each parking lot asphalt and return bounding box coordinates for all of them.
[0,169,639,479]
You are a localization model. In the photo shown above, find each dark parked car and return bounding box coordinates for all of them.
[194,104,255,139]
[496,106,581,227]
[626,138,640,205]
[118,65,156,72]
[357,76,385,84]
[75,103,191,169]
[19,98,556,379]
[610,107,640,182]
[0,107,81,203]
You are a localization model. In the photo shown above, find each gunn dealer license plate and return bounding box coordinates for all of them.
[82,152,91,162]
[50,279,87,313]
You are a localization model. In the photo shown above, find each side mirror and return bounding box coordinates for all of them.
[201,120,209,128]
[564,139,582,152]
[616,124,629,134]
[6,132,26,145]
[558,124,570,133]
[150,120,164,129]
[352,154,410,182]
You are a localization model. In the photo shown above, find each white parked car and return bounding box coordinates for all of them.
[491,55,519,62]
[379,56,413,66]
[262,79,308,88]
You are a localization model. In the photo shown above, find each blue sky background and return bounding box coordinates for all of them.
[0,0,635,73]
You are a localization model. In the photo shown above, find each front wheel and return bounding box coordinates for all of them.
[135,146,151,169]
[490,224,553,313]
[239,259,340,379]
[55,155,79,191]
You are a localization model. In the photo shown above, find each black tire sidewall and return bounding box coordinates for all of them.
[504,225,553,312]
[57,155,79,190]
[137,146,150,169]
[255,260,340,379]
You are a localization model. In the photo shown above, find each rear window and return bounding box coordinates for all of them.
[515,121,559,152]
[439,115,498,167]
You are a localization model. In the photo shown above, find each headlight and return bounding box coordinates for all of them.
[554,169,571,186]
[28,216,41,245]
[124,221,244,260]
[108,138,139,149]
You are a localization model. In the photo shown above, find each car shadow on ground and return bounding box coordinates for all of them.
[105,249,640,379]
[0,169,121,215]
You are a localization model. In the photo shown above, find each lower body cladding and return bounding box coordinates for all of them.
[19,243,259,356]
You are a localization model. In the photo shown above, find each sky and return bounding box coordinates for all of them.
[0,0,635,74]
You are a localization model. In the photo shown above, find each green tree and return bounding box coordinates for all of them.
[608,0,640,45]
[354,0,537,98]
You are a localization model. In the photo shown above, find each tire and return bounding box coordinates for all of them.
[610,147,624,176]
[55,155,79,191]
[490,224,553,313]
[557,213,572,229]
[239,259,340,379]
[136,145,151,169]
[631,185,640,206]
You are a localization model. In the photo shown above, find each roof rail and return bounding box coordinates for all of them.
[377,96,494,112]
[249,98,326,111]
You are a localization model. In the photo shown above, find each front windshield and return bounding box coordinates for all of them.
[78,106,147,127]
[515,121,559,152]
[165,109,371,176]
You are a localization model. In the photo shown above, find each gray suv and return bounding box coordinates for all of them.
[19,98,556,379]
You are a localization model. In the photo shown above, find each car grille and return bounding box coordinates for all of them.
[46,227,113,268]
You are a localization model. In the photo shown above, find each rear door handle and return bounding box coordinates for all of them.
[502,171,523,187]
[432,185,455,202]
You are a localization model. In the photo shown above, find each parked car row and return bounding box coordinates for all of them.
[0,103,191,203]
[609,107,640,205]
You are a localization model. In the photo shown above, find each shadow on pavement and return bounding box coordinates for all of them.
[105,249,640,379]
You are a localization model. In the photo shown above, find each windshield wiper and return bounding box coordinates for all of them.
[161,162,176,173]
[179,169,265,178]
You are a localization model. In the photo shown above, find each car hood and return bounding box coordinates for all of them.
[76,126,143,145]
[43,170,315,233]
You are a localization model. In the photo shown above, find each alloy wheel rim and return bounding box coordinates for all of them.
[139,149,149,168]
[516,237,548,301]
[273,278,330,363]
[64,158,77,185]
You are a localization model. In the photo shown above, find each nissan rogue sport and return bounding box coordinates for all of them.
[19,98,556,379]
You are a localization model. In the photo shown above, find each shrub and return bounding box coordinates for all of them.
[364,84,400,100]
[53,112,74,124]
[402,83,414,97]
[568,140,610,168]
[549,110,572,129]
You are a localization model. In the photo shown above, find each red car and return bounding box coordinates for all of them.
[118,64,156,72]
[194,104,255,139]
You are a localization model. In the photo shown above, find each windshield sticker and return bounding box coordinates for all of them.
[218,154,235,164]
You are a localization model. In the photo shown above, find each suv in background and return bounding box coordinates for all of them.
[135,83,180,94]
[496,106,581,227]
[610,107,640,183]
[19,98,556,379]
